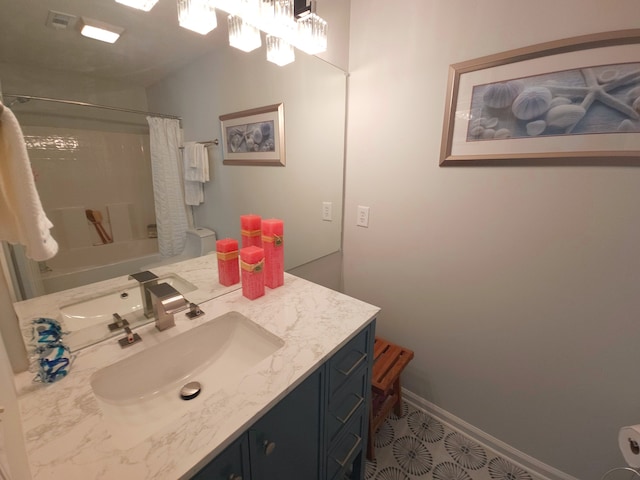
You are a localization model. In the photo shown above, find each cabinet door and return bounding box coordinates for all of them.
[191,435,250,480]
[249,368,323,480]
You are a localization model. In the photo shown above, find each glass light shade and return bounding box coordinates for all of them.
[259,0,275,25]
[178,0,218,35]
[239,0,261,23]
[266,35,294,66]
[296,13,327,54]
[215,0,239,14]
[115,0,159,11]
[272,0,295,37]
[228,15,262,52]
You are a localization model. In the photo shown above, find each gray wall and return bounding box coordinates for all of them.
[343,1,640,479]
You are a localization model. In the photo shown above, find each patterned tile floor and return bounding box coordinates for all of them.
[365,401,535,480]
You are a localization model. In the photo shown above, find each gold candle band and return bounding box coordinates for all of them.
[241,259,264,273]
[241,229,262,237]
[217,250,239,261]
[262,234,284,246]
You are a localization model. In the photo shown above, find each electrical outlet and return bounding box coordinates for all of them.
[322,202,332,221]
[356,206,370,227]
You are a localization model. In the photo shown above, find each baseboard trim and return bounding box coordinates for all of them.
[402,389,579,480]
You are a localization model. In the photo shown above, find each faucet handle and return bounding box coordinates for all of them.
[108,313,129,331]
[128,271,159,283]
[186,302,204,319]
[118,325,142,348]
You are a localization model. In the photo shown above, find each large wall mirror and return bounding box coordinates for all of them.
[0,0,347,307]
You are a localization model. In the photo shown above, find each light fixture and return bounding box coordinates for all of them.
[112,0,328,66]
[178,0,218,35]
[217,0,327,63]
[295,12,327,55]
[272,0,295,37]
[239,0,262,24]
[78,17,124,44]
[228,15,262,52]
[115,0,159,11]
[266,35,294,66]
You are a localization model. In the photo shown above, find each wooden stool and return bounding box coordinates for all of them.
[367,336,414,460]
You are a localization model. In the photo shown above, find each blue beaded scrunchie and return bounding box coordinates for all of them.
[31,318,73,384]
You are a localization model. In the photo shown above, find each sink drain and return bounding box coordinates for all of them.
[180,381,201,400]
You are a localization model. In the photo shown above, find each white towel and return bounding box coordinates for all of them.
[0,103,58,261]
[184,181,204,206]
[183,142,209,182]
[182,142,209,206]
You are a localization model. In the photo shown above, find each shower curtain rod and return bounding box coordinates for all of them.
[3,93,182,121]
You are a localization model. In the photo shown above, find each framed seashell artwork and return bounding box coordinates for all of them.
[440,29,640,165]
[220,103,285,166]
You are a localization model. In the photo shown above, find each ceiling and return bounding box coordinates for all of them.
[0,0,229,87]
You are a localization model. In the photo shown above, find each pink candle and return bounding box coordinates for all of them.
[216,238,239,286]
[240,214,262,248]
[262,218,284,289]
[240,246,265,300]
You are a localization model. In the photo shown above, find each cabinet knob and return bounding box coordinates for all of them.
[263,440,276,456]
[228,475,242,480]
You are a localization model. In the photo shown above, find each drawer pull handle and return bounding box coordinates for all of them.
[335,394,364,425]
[263,440,276,456]
[332,433,362,468]
[336,352,366,377]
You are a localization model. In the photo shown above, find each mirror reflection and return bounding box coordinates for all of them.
[1,0,347,350]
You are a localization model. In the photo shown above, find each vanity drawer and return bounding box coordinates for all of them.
[328,327,370,398]
[326,366,367,444]
[326,413,365,480]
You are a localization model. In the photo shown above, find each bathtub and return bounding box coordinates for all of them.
[40,238,179,294]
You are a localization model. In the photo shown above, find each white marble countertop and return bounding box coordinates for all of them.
[14,270,380,480]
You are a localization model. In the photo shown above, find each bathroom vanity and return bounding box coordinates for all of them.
[192,323,374,480]
[13,264,379,480]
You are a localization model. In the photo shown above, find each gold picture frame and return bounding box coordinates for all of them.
[220,103,285,166]
[440,29,640,166]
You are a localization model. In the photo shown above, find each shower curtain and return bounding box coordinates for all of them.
[146,117,188,257]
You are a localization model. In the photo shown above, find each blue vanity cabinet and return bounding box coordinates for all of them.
[248,367,323,480]
[324,322,375,480]
[191,434,250,480]
[191,320,375,480]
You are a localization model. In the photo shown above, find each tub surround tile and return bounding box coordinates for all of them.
[14,272,380,480]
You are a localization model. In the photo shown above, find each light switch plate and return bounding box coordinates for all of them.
[322,202,332,221]
[356,206,370,227]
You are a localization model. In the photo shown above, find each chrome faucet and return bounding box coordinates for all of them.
[145,282,188,331]
[128,271,159,319]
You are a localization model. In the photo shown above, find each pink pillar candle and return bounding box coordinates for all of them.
[262,218,284,289]
[240,214,262,248]
[240,246,265,300]
[216,238,240,286]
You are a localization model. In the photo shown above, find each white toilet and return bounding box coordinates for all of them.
[183,227,217,257]
[141,227,217,270]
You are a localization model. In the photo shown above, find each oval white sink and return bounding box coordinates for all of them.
[60,273,197,330]
[89,311,284,447]
[91,311,283,406]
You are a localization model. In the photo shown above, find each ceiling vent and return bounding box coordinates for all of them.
[45,10,77,30]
